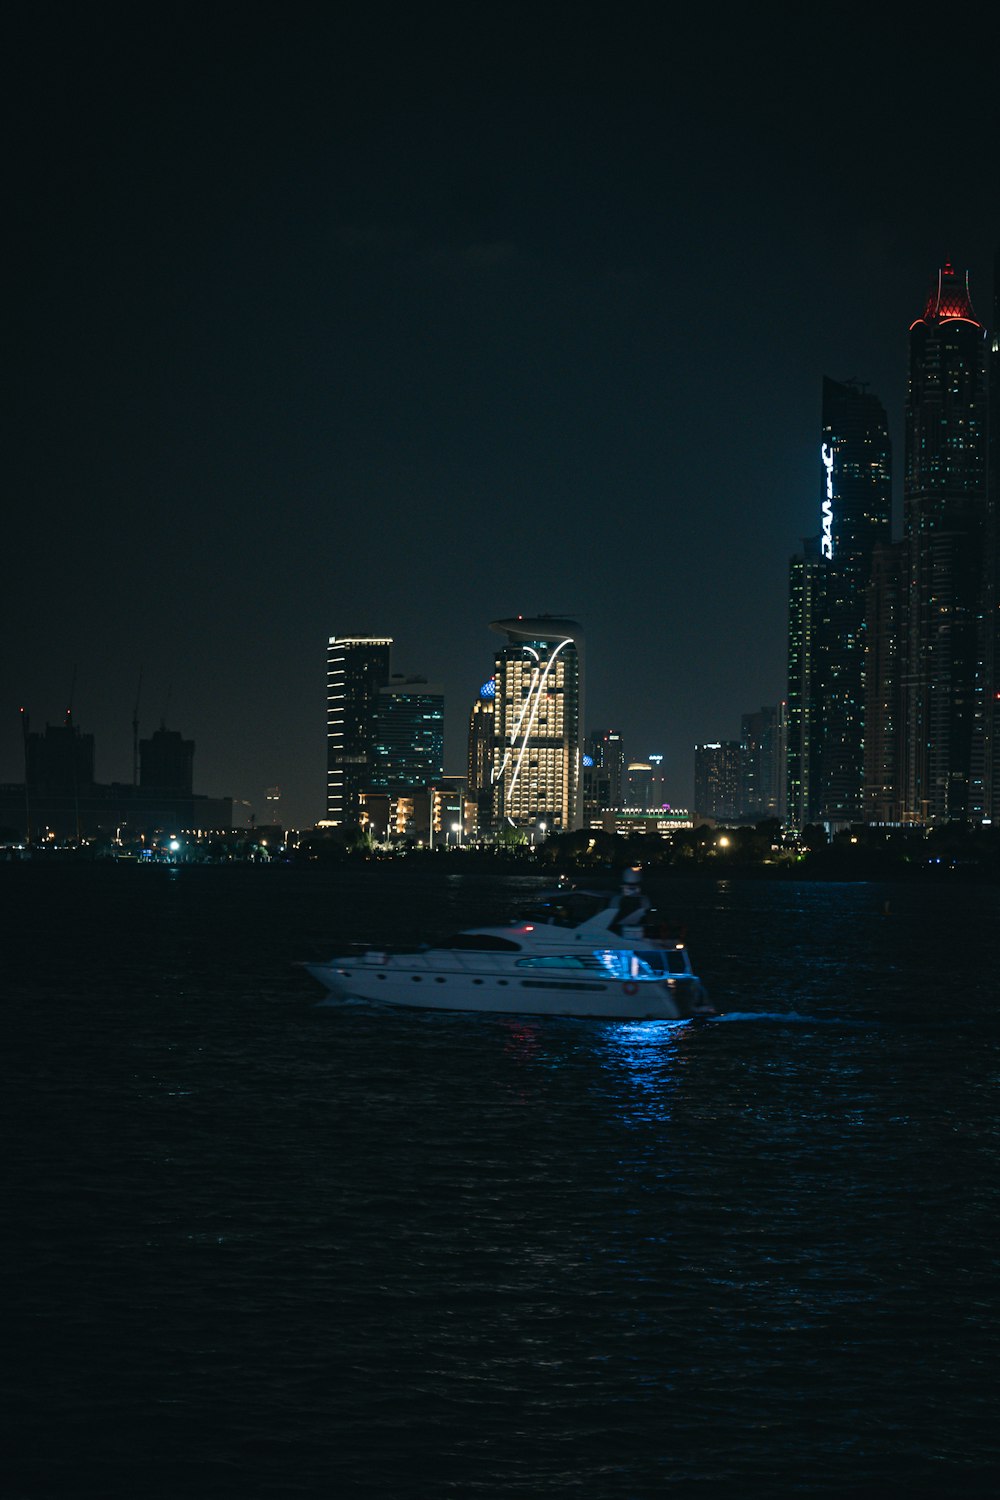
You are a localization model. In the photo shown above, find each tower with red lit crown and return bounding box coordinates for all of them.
[985,247,1000,821]
[901,262,988,824]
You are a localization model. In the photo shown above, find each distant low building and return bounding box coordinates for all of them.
[359,782,472,843]
[598,808,694,838]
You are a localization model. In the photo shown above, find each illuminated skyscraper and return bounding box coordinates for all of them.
[901,263,987,824]
[786,379,891,826]
[370,677,444,791]
[817,378,892,820]
[587,729,626,806]
[694,742,741,821]
[326,636,392,825]
[786,538,824,827]
[466,678,496,828]
[624,756,667,810]
[490,616,583,831]
[982,248,1000,822]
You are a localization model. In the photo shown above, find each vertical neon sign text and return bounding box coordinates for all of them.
[821,443,834,558]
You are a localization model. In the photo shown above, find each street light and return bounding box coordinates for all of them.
[452,821,461,848]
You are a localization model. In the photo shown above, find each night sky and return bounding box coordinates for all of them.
[7,6,999,826]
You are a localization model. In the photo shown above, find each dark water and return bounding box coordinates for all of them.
[3,863,999,1498]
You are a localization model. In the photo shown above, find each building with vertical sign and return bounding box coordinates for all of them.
[490,616,583,832]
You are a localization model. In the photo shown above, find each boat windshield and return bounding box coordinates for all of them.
[441,933,524,952]
[591,949,690,979]
[520,891,611,927]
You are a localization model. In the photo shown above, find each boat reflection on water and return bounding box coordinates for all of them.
[492,1011,700,1126]
[598,1019,697,1124]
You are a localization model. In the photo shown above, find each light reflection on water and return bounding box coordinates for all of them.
[595,1018,692,1124]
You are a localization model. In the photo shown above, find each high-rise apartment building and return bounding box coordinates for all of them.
[901,263,988,824]
[623,756,667,810]
[863,541,907,822]
[817,378,892,819]
[786,538,824,827]
[740,706,783,820]
[466,678,496,828]
[786,380,892,826]
[694,741,741,821]
[490,616,583,831]
[587,730,626,806]
[325,636,392,825]
[983,248,1000,822]
[370,677,444,791]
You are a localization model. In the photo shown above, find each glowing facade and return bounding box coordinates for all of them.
[490,617,583,831]
[817,377,892,821]
[326,636,392,825]
[786,379,891,826]
[466,679,496,828]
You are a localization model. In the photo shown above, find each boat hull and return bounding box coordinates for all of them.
[304,959,711,1020]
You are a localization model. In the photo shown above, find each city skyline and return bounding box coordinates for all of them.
[6,10,998,827]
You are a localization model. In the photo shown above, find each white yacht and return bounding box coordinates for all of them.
[303,869,715,1020]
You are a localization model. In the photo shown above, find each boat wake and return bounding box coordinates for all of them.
[714,1010,868,1026]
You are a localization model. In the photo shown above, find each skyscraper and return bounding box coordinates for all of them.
[740,706,783,820]
[863,540,907,822]
[817,377,892,819]
[786,379,892,827]
[326,636,392,825]
[786,537,824,827]
[982,247,1000,822]
[466,678,496,829]
[694,742,741,821]
[370,677,444,791]
[901,263,988,824]
[587,729,626,806]
[490,616,583,831]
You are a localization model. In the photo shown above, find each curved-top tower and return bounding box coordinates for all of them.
[489,616,584,832]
